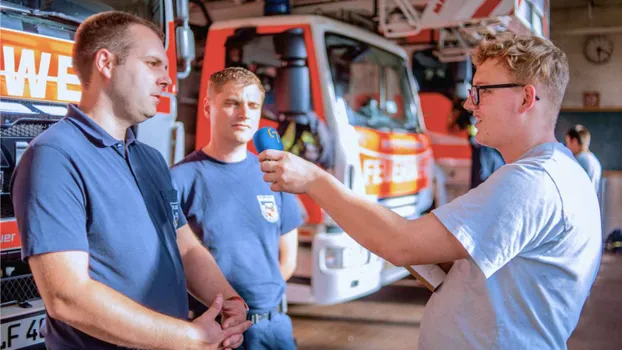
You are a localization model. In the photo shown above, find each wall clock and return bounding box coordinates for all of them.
[584,35,614,64]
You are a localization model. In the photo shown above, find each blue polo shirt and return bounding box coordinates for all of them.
[10,105,189,350]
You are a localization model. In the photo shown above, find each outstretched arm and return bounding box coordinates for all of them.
[259,150,468,266]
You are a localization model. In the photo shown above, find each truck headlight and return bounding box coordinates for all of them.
[324,247,371,269]
[325,247,344,269]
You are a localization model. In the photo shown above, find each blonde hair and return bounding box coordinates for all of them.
[207,67,265,98]
[472,32,569,108]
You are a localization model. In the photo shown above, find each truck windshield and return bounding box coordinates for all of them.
[325,33,420,132]
[1,0,163,40]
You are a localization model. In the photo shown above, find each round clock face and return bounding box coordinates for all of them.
[584,35,614,64]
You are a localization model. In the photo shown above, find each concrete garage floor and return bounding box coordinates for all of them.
[568,252,622,350]
[290,252,622,350]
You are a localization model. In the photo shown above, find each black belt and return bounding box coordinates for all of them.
[246,303,285,324]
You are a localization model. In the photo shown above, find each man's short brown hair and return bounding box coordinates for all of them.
[73,11,164,87]
[472,32,570,109]
[208,67,265,99]
[566,124,591,147]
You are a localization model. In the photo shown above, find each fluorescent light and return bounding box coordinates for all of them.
[32,105,67,116]
[0,101,34,114]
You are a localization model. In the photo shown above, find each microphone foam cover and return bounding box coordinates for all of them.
[253,126,284,153]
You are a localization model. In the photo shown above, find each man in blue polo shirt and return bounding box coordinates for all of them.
[10,12,250,350]
[172,67,303,350]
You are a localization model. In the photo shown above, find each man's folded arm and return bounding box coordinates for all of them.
[29,250,208,350]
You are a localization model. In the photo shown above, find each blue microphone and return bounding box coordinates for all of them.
[253,126,284,153]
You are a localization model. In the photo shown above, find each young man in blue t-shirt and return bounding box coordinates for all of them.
[172,67,303,349]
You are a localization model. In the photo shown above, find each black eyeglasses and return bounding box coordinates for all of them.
[468,83,540,105]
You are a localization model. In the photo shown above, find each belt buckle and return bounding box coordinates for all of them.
[249,310,279,324]
[250,313,266,324]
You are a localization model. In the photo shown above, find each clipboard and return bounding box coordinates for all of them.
[405,264,447,292]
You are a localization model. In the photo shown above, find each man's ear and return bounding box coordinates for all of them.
[94,48,115,80]
[204,97,211,120]
[518,84,538,113]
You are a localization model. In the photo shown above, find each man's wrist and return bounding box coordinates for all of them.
[226,295,249,311]
[307,164,323,191]
[186,323,208,349]
[307,166,331,197]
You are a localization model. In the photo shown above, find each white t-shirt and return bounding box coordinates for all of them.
[575,151,602,194]
[422,142,602,350]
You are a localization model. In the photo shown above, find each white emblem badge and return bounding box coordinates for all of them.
[170,201,180,227]
[257,195,279,223]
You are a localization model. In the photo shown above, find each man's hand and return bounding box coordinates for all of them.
[192,295,251,349]
[258,150,321,193]
[220,297,248,348]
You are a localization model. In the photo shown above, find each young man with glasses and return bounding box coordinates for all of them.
[257,32,602,349]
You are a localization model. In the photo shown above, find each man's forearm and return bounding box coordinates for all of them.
[182,244,239,305]
[260,150,467,265]
[305,170,466,266]
[51,279,202,350]
[307,171,410,264]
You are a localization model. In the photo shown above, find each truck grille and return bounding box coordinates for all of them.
[1,274,41,306]
[0,201,14,218]
[1,122,52,138]
[1,121,56,218]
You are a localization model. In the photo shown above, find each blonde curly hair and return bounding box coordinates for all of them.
[472,32,569,108]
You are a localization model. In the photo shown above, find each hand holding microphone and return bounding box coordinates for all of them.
[255,126,322,194]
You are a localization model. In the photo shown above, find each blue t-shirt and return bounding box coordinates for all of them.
[10,105,188,349]
[422,142,601,349]
[171,150,303,313]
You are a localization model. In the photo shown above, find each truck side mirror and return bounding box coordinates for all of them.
[176,26,195,79]
[176,0,195,79]
[274,28,310,115]
[176,0,189,19]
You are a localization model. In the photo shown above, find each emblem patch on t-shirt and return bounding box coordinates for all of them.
[170,201,180,228]
[257,195,279,223]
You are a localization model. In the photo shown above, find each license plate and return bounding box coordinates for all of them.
[1,313,46,349]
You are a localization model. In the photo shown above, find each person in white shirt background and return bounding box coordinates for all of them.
[565,124,603,194]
